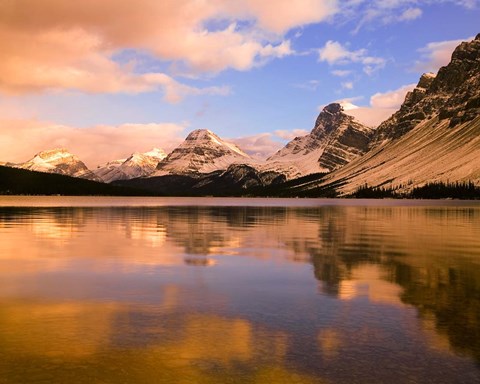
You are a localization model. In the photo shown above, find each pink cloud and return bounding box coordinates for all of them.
[231,0,338,34]
[346,107,397,127]
[370,83,416,109]
[331,83,416,127]
[0,119,186,167]
[230,133,284,160]
[274,129,309,140]
[415,36,474,73]
[0,0,337,95]
[318,40,385,74]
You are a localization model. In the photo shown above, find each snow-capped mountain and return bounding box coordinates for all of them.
[95,148,166,183]
[16,148,101,181]
[317,34,480,194]
[264,103,373,178]
[153,129,253,176]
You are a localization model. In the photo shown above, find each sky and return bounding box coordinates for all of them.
[0,0,479,167]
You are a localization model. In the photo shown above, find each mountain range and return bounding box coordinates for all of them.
[94,148,167,183]
[2,34,479,197]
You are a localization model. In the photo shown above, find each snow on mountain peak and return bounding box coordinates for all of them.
[95,148,167,183]
[186,129,217,141]
[153,129,252,176]
[35,148,75,161]
[143,148,167,158]
[18,148,100,181]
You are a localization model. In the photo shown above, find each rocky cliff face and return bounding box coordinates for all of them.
[266,103,373,178]
[212,164,286,189]
[372,34,480,146]
[153,129,252,176]
[316,34,480,194]
[17,148,101,181]
[95,148,166,183]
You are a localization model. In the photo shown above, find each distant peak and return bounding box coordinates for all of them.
[314,103,349,130]
[322,103,344,115]
[186,129,217,141]
[143,148,166,157]
[37,148,69,155]
[35,148,73,159]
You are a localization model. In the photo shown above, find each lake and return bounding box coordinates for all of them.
[0,196,479,383]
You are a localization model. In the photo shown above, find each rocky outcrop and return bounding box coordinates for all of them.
[265,103,373,178]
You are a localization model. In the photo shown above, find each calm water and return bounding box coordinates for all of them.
[1,196,480,383]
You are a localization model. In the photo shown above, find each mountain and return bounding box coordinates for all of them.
[306,34,480,195]
[152,129,253,176]
[265,103,373,178]
[95,148,166,183]
[15,148,101,181]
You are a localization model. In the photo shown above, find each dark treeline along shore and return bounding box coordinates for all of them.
[2,165,480,199]
[0,165,155,196]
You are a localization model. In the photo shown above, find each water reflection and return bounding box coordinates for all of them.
[0,200,480,382]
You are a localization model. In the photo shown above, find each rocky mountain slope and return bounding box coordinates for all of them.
[15,148,100,181]
[265,103,373,178]
[116,163,286,196]
[153,129,253,176]
[95,148,166,183]
[314,34,480,194]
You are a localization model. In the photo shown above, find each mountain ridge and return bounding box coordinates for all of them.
[264,103,373,178]
[309,34,480,195]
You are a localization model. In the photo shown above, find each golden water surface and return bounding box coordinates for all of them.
[0,197,479,383]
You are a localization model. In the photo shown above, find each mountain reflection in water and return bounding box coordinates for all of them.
[0,197,479,383]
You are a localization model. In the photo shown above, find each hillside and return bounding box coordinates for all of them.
[310,34,480,195]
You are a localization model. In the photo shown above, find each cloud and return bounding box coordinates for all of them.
[415,36,474,73]
[0,119,186,167]
[331,70,352,77]
[0,25,231,101]
[318,41,364,65]
[342,105,396,127]
[230,133,284,160]
[274,129,309,140]
[228,0,338,34]
[399,7,423,21]
[370,83,416,109]
[144,74,231,103]
[343,1,478,33]
[318,41,385,74]
[341,81,354,90]
[329,83,415,126]
[0,0,338,95]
